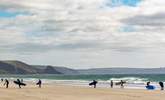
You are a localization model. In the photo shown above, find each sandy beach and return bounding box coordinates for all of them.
[0,83,164,100]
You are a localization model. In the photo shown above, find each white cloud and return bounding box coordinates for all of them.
[0,0,165,68]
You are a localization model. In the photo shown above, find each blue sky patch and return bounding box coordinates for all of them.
[0,11,18,17]
[0,10,26,18]
[119,25,135,32]
[106,0,141,7]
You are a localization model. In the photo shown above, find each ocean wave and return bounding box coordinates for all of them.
[108,77,148,84]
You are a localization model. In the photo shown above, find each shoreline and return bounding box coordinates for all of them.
[0,78,161,90]
[0,83,164,100]
[0,80,152,91]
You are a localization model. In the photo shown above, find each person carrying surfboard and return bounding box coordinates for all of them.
[17,79,21,88]
[14,79,26,88]
[89,80,98,88]
[36,79,42,88]
[146,81,155,90]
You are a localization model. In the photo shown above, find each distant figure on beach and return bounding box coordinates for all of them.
[147,81,150,86]
[21,79,23,83]
[14,79,26,88]
[146,81,155,90]
[159,81,164,90]
[89,80,98,88]
[1,78,3,82]
[17,79,21,88]
[36,79,42,88]
[110,80,113,88]
[4,79,9,88]
[121,80,124,88]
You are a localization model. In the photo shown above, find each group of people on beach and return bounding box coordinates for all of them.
[146,81,164,90]
[89,80,165,90]
[1,78,42,89]
[1,78,165,90]
[89,80,125,88]
[110,80,125,88]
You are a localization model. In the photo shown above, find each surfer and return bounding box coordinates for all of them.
[93,80,97,88]
[36,79,42,88]
[147,81,150,86]
[17,79,21,88]
[89,80,98,88]
[110,80,113,88]
[146,81,155,90]
[121,80,124,88]
[4,79,9,88]
[1,78,3,82]
[14,79,26,88]
[159,81,164,90]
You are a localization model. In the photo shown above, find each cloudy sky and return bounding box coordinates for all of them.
[0,0,165,69]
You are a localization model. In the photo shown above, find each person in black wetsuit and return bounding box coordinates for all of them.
[121,80,124,88]
[147,81,150,86]
[93,80,97,88]
[159,81,164,90]
[110,80,113,88]
[89,80,98,88]
[4,79,9,88]
[36,79,42,88]
[17,79,21,88]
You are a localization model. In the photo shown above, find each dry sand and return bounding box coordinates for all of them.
[0,83,164,100]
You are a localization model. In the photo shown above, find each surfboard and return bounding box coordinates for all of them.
[146,85,155,90]
[14,81,26,86]
[89,81,97,86]
[36,82,41,85]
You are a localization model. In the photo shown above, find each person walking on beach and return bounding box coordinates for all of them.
[13,79,26,88]
[17,79,22,88]
[89,80,98,88]
[110,80,113,88]
[159,81,164,90]
[121,80,124,88]
[4,79,9,88]
[93,80,97,88]
[36,79,42,88]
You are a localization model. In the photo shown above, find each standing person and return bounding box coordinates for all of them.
[93,80,97,88]
[4,79,9,88]
[21,79,23,83]
[110,80,113,88]
[121,80,124,88]
[17,79,22,88]
[1,78,3,82]
[36,79,42,88]
[159,81,164,90]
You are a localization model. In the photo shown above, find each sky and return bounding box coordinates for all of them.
[0,0,165,69]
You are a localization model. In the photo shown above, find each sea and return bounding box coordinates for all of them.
[0,74,165,90]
